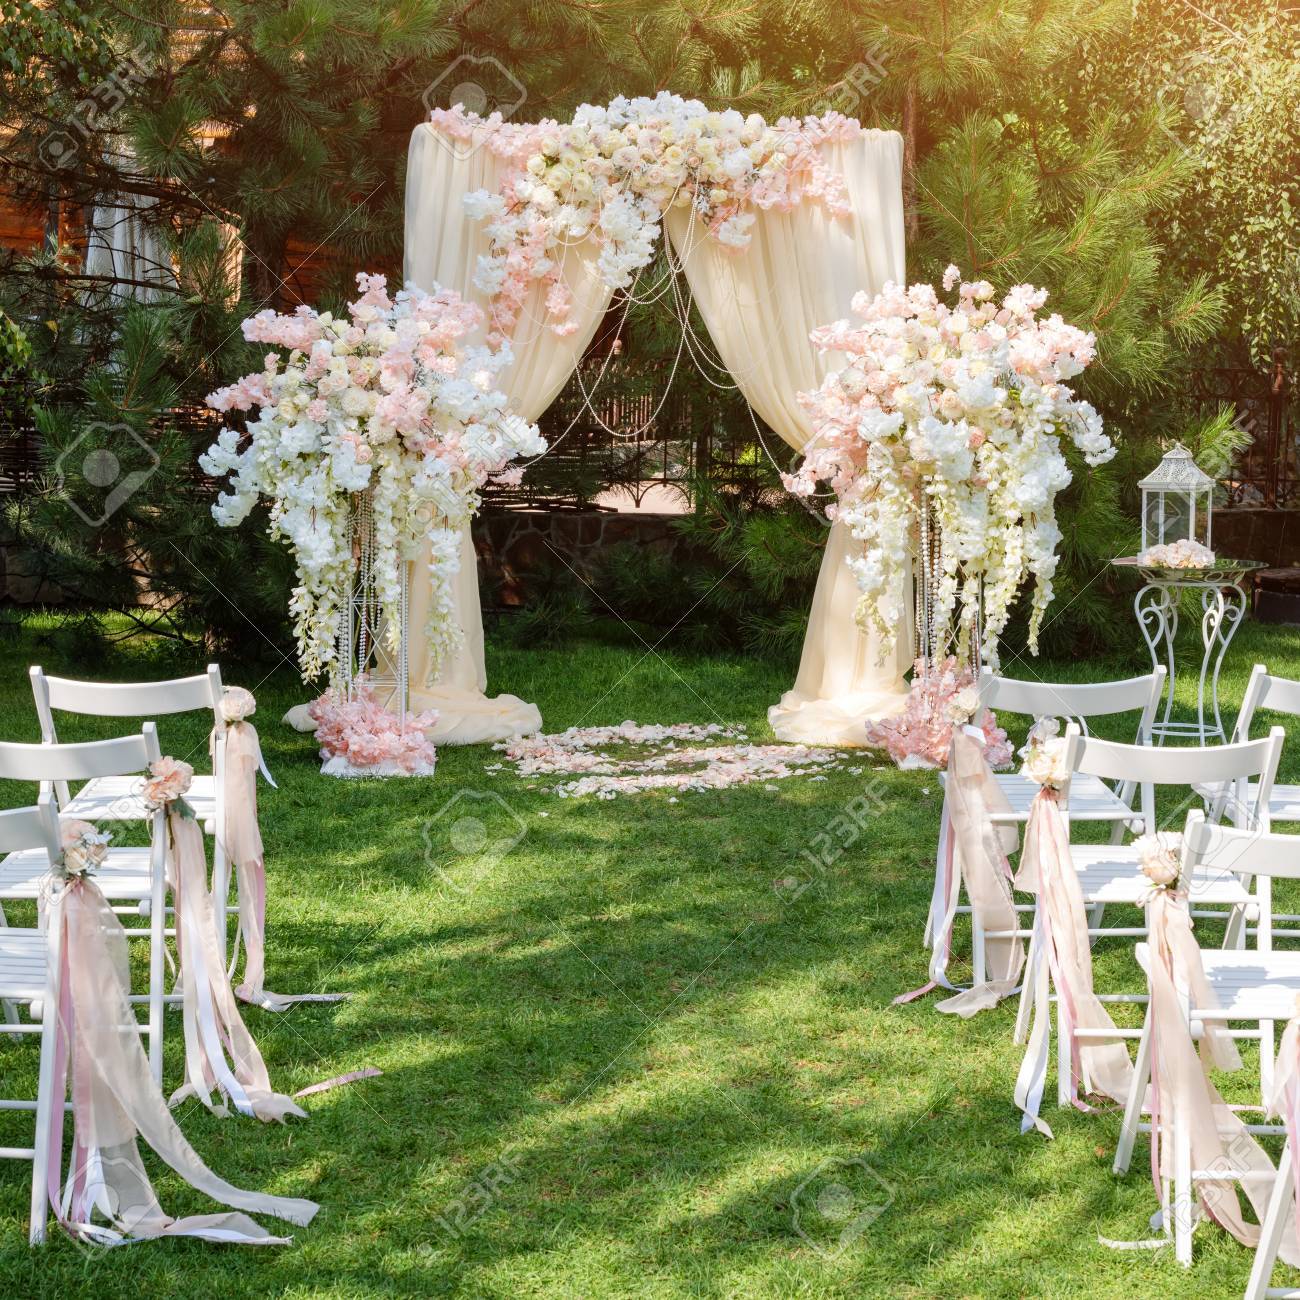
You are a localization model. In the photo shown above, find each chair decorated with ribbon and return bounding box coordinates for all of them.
[909,669,1166,1017]
[0,792,316,1246]
[0,728,169,1081]
[1010,724,1284,1136]
[1107,812,1300,1274]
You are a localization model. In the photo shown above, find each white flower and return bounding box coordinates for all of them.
[1133,832,1182,889]
[1021,737,1069,790]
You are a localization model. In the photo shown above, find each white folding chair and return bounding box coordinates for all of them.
[0,794,69,1244]
[976,666,1165,827]
[30,664,223,832]
[0,728,169,1083]
[1004,727,1285,1095]
[1221,665,1300,827]
[1111,813,1300,1273]
[945,669,1165,986]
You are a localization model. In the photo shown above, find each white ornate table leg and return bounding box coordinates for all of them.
[1135,583,1178,745]
[1198,582,1247,745]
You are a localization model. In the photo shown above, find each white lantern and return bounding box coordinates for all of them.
[1138,442,1214,553]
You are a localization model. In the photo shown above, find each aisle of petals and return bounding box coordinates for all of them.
[492,721,851,799]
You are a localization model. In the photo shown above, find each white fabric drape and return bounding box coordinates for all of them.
[84,188,175,302]
[402,123,616,743]
[401,121,911,746]
[663,129,911,745]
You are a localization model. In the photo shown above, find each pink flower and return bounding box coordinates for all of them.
[141,756,194,808]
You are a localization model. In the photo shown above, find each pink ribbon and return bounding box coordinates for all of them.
[898,729,1023,1015]
[1144,890,1298,1259]
[45,874,317,1244]
[1013,787,1132,1136]
[165,807,304,1121]
[220,719,346,1012]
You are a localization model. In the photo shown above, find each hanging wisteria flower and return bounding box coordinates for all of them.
[430,95,860,346]
[784,271,1116,665]
[200,274,546,682]
[58,819,111,879]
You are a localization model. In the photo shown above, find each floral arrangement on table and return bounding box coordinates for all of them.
[200,272,546,683]
[308,685,439,778]
[1136,538,1216,570]
[1133,830,1183,893]
[431,94,859,346]
[861,655,1013,770]
[784,268,1116,670]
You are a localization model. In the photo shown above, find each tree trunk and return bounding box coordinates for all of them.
[902,79,919,250]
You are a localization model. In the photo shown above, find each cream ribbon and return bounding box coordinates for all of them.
[219,719,345,1012]
[1141,891,1300,1263]
[46,874,317,1244]
[1013,787,1133,1137]
[897,727,1023,1015]
[165,806,305,1122]
[1269,1005,1300,1251]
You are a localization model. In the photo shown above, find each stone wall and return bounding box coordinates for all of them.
[472,509,683,607]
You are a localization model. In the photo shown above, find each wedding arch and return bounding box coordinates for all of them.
[402,97,912,746]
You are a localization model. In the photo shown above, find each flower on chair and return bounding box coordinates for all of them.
[58,819,110,879]
[220,686,257,724]
[1020,718,1069,792]
[1133,832,1183,892]
[141,756,195,810]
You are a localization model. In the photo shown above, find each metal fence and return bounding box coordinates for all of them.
[482,356,779,511]
[1195,350,1298,508]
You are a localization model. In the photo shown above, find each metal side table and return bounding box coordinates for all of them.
[1112,557,1263,745]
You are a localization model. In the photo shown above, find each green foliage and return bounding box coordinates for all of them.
[1079,0,1300,367]
[0,0,1288,662]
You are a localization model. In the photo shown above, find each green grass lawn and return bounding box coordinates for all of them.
[1,612,1300,1297]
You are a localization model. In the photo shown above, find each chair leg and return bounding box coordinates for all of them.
[147,878,166,1086]
[28,996,59,1246]
[1224,903,1249,950]
[972,915,987,987]
[1261,1019,1276,1105]
[1174,1108,1194,1266]
[1246,1140,1293,1300]
[1114,1010,1153,1176]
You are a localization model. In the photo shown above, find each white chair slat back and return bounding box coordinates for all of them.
[978,667,1165,742]
[0,725,161,783]
[31,665,223,740]
[1063,725,1284,833]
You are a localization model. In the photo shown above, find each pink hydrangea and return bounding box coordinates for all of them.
[308,686,439,775]
[864,658,1012,771]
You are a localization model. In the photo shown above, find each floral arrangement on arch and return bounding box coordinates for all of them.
[785,267,1117,669]
[431,93,859,346]
[200,273,546,682]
